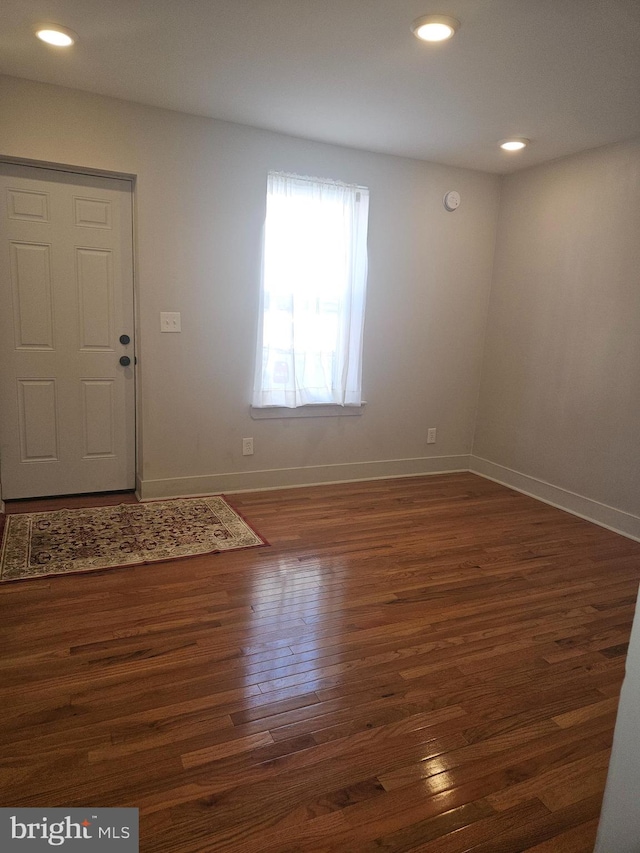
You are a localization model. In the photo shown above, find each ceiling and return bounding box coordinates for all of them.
[2,0,640,174]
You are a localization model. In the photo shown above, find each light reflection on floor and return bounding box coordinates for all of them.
[244,557,345,697]
[418,755,456,796]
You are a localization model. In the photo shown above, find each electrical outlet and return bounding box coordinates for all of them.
[427,427,437,444]
[242,437,254,456]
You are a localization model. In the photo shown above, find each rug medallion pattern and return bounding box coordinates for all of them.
[0,497,266,582]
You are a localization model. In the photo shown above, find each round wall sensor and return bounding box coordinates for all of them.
[443,191,460,211]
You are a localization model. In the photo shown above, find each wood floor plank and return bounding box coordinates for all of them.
[1,472,638,851]
[523,818,600,852]
[404,800,553,853]
[486,747,611,811]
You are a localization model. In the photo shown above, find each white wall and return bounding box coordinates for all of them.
[472,139,640,538]
[595,587,640,852]
[0,75,500,498]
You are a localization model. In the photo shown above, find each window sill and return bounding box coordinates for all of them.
[250,403,367,420]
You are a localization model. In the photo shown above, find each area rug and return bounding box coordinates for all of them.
[0,497,267,582]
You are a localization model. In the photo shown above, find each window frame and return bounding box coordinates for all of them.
[251,170,370,411]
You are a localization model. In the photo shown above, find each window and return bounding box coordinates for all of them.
[252,171,370,408]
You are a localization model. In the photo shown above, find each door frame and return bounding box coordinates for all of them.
[0,155,140,502]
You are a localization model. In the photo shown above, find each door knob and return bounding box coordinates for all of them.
[119,334,131,345]
[119,356,131,366]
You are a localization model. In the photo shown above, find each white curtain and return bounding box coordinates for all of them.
[252,172,369,408]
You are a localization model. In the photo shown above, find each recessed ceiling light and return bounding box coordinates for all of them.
[411,15,460,42]
[35,24,77,47]
[499,138,530,151]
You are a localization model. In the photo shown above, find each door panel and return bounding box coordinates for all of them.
[0,164,135,499]
[11,242,55,348]
[77,248,113,349]
[17,379,59,461]
[81,380,115,457]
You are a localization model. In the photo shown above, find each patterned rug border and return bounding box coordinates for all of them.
[0,495,269,584]
[215,496,270,547]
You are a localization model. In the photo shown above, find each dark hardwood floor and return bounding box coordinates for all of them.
[1,472,639,852]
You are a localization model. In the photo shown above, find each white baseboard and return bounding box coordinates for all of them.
[138,455,470,500]
[470,455,640,543]
[135,452,640,544]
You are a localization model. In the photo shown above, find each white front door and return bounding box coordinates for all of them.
[0,164,135,499]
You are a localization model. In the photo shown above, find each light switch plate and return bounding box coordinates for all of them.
[161,312,181,332]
